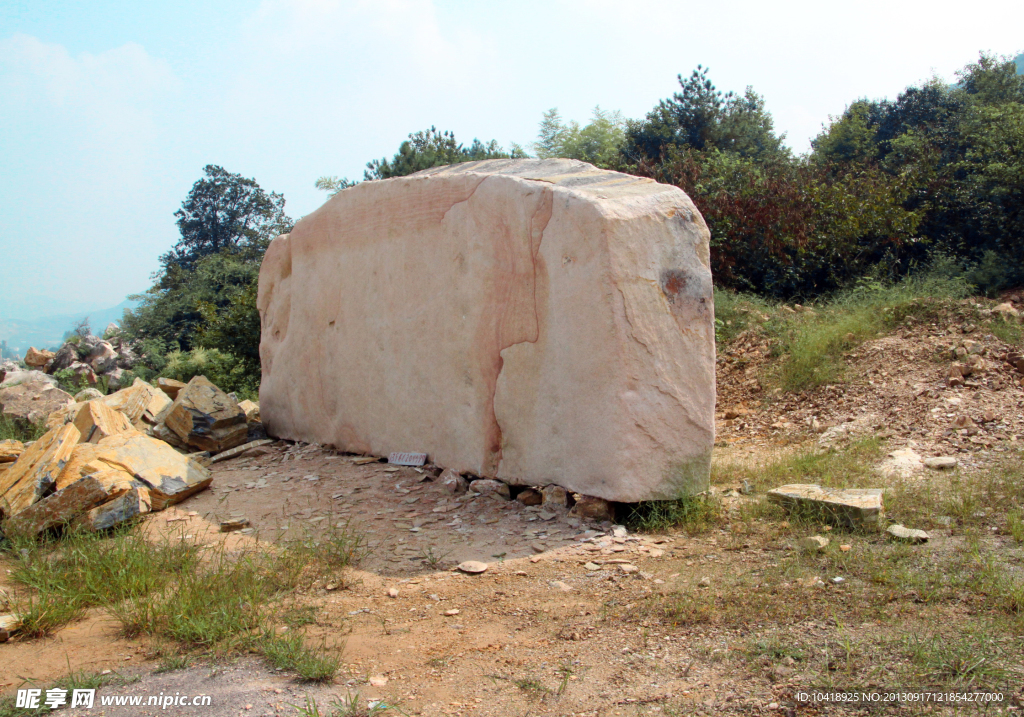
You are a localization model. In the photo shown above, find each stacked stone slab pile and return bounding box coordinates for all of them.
[0,374,255,536]
[258,158,716,503]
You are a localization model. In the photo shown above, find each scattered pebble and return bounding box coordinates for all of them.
[457,561,488,574]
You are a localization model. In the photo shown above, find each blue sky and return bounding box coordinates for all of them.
[1,0,1021,320]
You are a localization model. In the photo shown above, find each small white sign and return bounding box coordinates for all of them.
[388,452,427,466]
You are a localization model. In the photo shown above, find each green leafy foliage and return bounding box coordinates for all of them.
[121,165,288,392]
[811,53,1024,294]
[163,165,291,273]
[533,106,625,168]
[362,126,528,181]
[158,347,258,399]
[623,65,789,164]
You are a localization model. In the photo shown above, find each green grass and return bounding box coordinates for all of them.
[714,272,973,393]
[903,630,1011,689]
[0,668,127,717]
[624,494,723,533]
[772,275,971,392]
[712,287,775,344]
[282,604,321,629]
[290,693,391,717]
[714,438,885,497]
[989,314,1023,346]
[4,526,201,636]
[2,521,365,682]
[0,414,46,443]
[1009,509,1024,544]
[258,631,341,682]
[514,676,550,695]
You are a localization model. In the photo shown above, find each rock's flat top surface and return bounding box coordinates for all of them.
[767,484,884,526]
[259,159,715,502]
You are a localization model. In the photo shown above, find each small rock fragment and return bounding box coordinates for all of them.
[457,560,488,574]
[767,484,883,528]
[440,467,469,495]
[516,488,543,506]
[923,456,957,470]
[387,588,399,598]
[444,609,460,616]
[368,675,388,687]
[156,377,187,400]
[388,451,427,466]
[619,564,638,574]
[572,494,615,522]
[549,580,573,592]
[798,535,829,552]
[220,518,251,532]
[886,524,929,544]
[541,484,569,507]
[470,478,510,500]
[583,562,601,571]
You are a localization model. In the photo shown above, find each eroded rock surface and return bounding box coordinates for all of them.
[258,159,715,501]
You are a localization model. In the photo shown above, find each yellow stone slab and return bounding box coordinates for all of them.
[0,423,81,518]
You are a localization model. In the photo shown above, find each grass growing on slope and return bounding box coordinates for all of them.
[769,273,972,392]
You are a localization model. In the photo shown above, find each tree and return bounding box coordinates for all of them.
[162,165,292,273]
[532,106,626,168]
[622,66,788,164]
[123,166,291,364]
[314,176,358,196]
[362,127,528,181]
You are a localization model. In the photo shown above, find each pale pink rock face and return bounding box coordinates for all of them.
[258,159,715,501]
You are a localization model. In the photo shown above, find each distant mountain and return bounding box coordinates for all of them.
[1016,52,1023,75]
[0,299,139,356]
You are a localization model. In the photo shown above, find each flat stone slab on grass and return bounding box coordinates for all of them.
[767,484,884,528]
[923,456,957,470]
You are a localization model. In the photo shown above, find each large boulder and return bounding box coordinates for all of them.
[23,347,55,369]
[0,380,74,427]
[101,378,172,427]
[87,341,118,374]
[164,376,248,453]
[72,400,136,444]
[47,343,78,374]
[258,159,716,502]
[0,370,57,389]
[70,432,212,510]
[3,468,138,536]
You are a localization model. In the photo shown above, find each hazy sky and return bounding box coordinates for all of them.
[1,0,1021,319]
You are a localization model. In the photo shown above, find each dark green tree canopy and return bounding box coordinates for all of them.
[363,127,528,181]
[623,66,788,163]
[163,164,292,273]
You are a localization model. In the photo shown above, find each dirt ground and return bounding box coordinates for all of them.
[3,311,1024,716]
